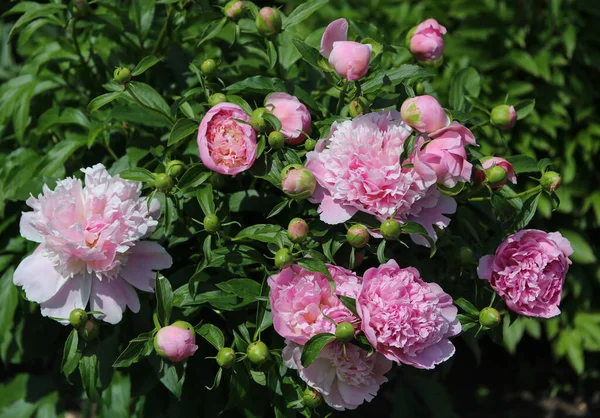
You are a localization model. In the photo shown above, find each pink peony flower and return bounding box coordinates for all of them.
[478,229,573,318]
[320,18,372,81]
[265,92,311,145]
[400,95,449,133]
[197,102,257,176]
[475,157,517,188]
[408,19,447,63]
[356,259,461,368]
[283,341,392,410]
[414,122,477,188]
[305,110,456,245]
[14,164,172,324]
[154,323,198,362]
[268,264,361,344]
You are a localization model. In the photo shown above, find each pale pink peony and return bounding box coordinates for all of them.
[478,229,573,318]
[356,259,461,368]
[320,18,372,81]
[305,111,456,245]
[283,341,392,410]
[265,92,311,145]
[409,18,447,63]
[155,324,198,362]
[268,264,361,344]
[197,102,257,176]
[14,164,172,324]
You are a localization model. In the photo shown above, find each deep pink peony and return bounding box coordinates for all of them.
[268,264,361,344]
[320,18,372,81]
[305,110,456,245]
[356,260,461,368]
[197,102,257,176]
[155,324,198,362]
[477,229,573,318]
[14,164,172,324]
[283,341,392,410]
[409,18,447,63]
[265,92,311,145]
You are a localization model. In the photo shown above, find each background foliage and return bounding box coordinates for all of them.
[0,0,599,417]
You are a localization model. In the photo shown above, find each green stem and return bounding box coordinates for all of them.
[124,84,176,125]
[504,185,542,200]
[152,7,172,57]
[104,140,119,161]
[335,80,350,115]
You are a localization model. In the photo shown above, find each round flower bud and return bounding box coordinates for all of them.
[154,173,174,192]
[154,321,198,363]
[485,165,507,187]
[406,19,447,65]
[268,131,285,150]
[540,171,561,193]
[208,93,227,107]
[459,246,476,266]
[216,347,236,369]
[348,97,369,118]
[201,59,218,77]
[400,95,449,133]
[490,105,517,130]
[302,387,323,409]
[251,107,269,132]
[246,341,270,365]
[69,308,87,329]
[287,218,309,244]
[223,0,244,21]
[479,307,501,328]
[204,214,220,234]
[78,318,100,341]
[335,322,355,342]
[280,164,316,199]
[255,7,282,36]
[166,160,185,178]
[113,67,131,84]
[380,219,402,241]
[274,248,293,269]
[304,138,317,151]
[346,224,369,248]
[415,82,425,95]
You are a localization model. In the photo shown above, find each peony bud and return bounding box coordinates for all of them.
[69,308,87,329]
[154,321,198,363]
[335,322,355,342]
[246,341,270,365]
[320,18,372,80]
[400,95,449,133]
[201,59,218,77]
[479,307,501,328]
[346,224,369,248]
[287,218,309,244]
[406,19,447,65]
[302,387,323,409]
[476,157,517,189]
[280,164,316,199]
[208,93,227,107]
[490,105,517,130]
[348,97,369,117]
[78,318,100,341]
[154,173,174,192]
[265,93,311,145]
[486,166,507,187]
[459,246,477,266]
[223,0,244,21]
[540,171,561,193]
[255,7,282,36]
[415,82,425,95]
[203,214,220,234]
[113,67,131,84]
[216,347,236,369]
[268,131,285,149]
[166,160,185,178]
[251,107,269,132]
[274,248,293,269]
[380,219,402,241]
[304,138,317,151]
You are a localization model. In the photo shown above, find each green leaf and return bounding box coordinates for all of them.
[376,240,387,264]
[506,155,540,174]
[266,39,277,69]
[0,267,18,338]
[112,333,154,368]
[131,0,155,38]
[454,298,479,316]
[296,258,332,280]
[132,55,162,76]
[168,118,197,146]
[503,316,525,354]
[216,279,262,299]
[514,99,535,120]
[225,76,286,95]
[177,164,211,191]
[226,95,253,115]
[87,91,124,113]
[61,329,81,379]
[338,296,358,317]
[154,361,185,399]
[449,67,481,112]
[283,0,329,29]
[300,333,335,367]
[361,64,435,94]
[196,324,225,350]
[126,81,172,121]
[292,39,322,69]
[559,229,596,264]
[156,275,173,326]
[196,184,215,216]
[80,351,100,401]
[119,167,155,182]
[263,112,282,132]
[7,4,66,41]
[510,192,541,231]
[233,224,284,243]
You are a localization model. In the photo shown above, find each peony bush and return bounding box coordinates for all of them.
[0,0,587,416]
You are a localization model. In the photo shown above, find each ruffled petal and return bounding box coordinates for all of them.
[120,241,172,292]
[39,274,92,324]
[13,248,68,303]
[90,277,140,324]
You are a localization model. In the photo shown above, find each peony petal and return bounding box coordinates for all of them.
[477,255,495,281]
[13,248,68,303]
[19,212,43,242]
[120,241,172,292]
[318,196,357,224]
[90,277,140,324]
[320,18,348,58]
[39,274,92,324]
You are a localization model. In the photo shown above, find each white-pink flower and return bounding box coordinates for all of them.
[283,341,392,410]
[14,164,172,324]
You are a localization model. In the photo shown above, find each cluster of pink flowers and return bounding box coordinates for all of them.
[269,260,459,410]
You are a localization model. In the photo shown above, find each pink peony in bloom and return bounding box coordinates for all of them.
[283,341,392,410]
[414,122,477,188]
[400,95,449,133]
[154,322,198,362]
[305,110,456,245]
[475,156,517,188]
[265,92,311,145]
[408,19,447,64]
[320,18,372,81]
[478,229,573,318]
[268,264,361,344]
[14,164,172,324]
[356,259,461,368]
[197,102,257,176]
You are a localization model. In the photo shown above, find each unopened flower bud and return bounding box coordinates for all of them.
[540,171,561,193]
[479,307,501,328]
[490,105,517,130]
[154,173,174,192]
[459,246,476,266]
[302,387,323,408]
[246,341,270,365]
[208,93,227,107]
[251,107,269,132]
[201,59,218,77]
[485,165,507,187]
[380,219,402,241]
[400,95,449,133]
[348,97,369,117]
[287,218,309,244]
[255,7,282,36]
[406,19,447,65]
[335,322,355,342]
[415,82,425,95]
[203,214,220,234]
[154,321,198,363]
[216,347,236,369]
[268,131,285,149]
[274,248,293,269]
[78,318,100,341]
[166,160,185,178]
[69,308,87,329]
[223,0,244,21]
[113,67,131,84]
[346,224,369,248]
[280,164,316,199]
[304,138,317,151]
